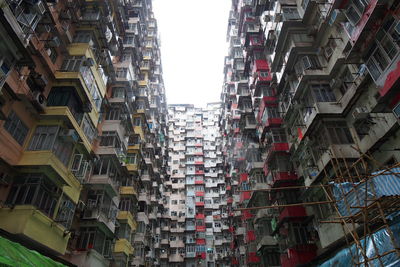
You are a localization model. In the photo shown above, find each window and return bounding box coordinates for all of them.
[106,106,122,120]
[120,197,135,214]
[46,46,58,63]
[344,0,369,26]
[112,87,125,98]
[282,6,301,20]
[116,68,128,79]
[366,17,400,81]
[323,39,337,60]
[271,128,287,143]
[339,68,355,94]
[55,195,76,229]
[6,174,61,218]
[126,153,137,164]
[80,66,102,111]
[47,87,83,123]
[93,156,118,176]
[100,131,122,151]
[128,135,140,146]
[61,56,84,72]
[259,71,269,77]
[326,121,354,144]
[311,84,336,102]
[53,133,74,166]
[133,117,141,126]
[81,115,96,143]
[28,126,58,151]
[3,111,28,145]
[354,119,373,139]
[73,31,93,43]
[294,55,321,75]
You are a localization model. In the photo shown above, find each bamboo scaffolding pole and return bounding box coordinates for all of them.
[234,200,335,211]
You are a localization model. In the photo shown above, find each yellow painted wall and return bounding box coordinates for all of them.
[0,206,69,254]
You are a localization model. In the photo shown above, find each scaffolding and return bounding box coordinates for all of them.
[236,146,400,267]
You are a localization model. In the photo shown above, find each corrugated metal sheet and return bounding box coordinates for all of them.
[331,168,400,217]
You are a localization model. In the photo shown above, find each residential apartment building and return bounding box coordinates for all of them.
[0,0,168,266]
[220,0,400,266]
[164,103,229,267]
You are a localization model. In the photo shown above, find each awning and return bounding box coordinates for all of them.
[0,236,67,267]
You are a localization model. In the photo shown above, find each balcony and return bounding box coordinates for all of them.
[195,201,204,207]
[120,186,137,196]
[195,213,205,220]
[265,143,289,161]
[279,206,307,223]
[185,251,196,258]
[240,191,251,202]
[160,251,168,259]
[169,254,184,262]
[137,212,149,225]
[42,107,93,153]
[186,224,196,231]
[271,171,298,186]
[169,240,185,248]
[239,173,248,184]
[196,225,206,232]
[195,191,204,197]
[251,60,272,86]
[87,174,120,197]
[280,245,317,267]
[195,179,204,185]
[242,210,254,220]
[196,252,206,259]
[245,230,256,244]
[236,227,245,236]
[114,239,134,256]
[17,151,80,202]
[117,211,137,232]
[257,235,277,250]
[0,206,69,254]
[247,252,261,264]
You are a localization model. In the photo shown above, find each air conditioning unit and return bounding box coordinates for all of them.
[352,107,369,121]
[32,91,47,110]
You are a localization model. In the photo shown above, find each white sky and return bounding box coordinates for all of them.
[153,0,231,108]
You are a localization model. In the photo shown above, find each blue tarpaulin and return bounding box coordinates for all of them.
[319,168,400,266]
[318,221,400,267]
[331,168,400,218]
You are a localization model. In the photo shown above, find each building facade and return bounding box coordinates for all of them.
[220,0,400,266]
[165,103,229,267]
[0,0,168,266]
